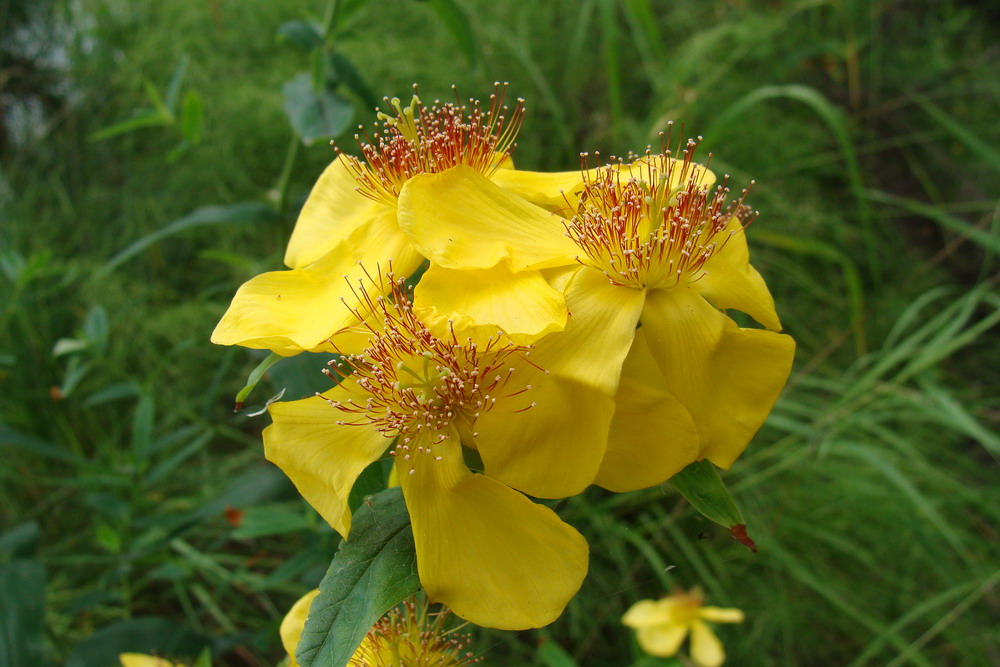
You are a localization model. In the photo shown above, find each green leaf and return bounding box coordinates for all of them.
[164,55,190,113]
[87,110,170,142]
[0,560,46,667]
[131,393,155,467]
[538,639,580,667]
[669,461,756,551]
[276,19,325,51]
[99,202,278,275]
[422,0,481,69]
[234,351,283,410]
[296,487,419,667]
[0,523,39,561]
[282,72,355,146]
[231,504,313,539]
[327,52,379,110]
[180,91,203,145]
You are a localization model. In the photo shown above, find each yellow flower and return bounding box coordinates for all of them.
[211,86,569,356]
[281,592,480,667]
[264,274,596,629]
[623,589,744,667]
[398,137,795,487]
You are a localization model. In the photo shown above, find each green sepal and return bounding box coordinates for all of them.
[669,460,757,552]
[296,487,420,667]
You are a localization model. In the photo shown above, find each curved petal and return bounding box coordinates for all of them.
[284,156,393,269]
[474,371,614,498]
[622,599,672,628]
[413,262,567,346]
[212,219,422,356]
[689,620,726,667]
[280,589,320,666]
[119,656,176,667]
[596,333,700,492]
[640,288,795,468]
[489,167,586,213]
[530,266,644,397]
[400,439,588,630]
[636,625,689,658]
[699,607,745,624]
[694,217,781,331]
[397,165,579,271]
[264,389,391,537]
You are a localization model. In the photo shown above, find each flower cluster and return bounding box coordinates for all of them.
[212,85,794,634]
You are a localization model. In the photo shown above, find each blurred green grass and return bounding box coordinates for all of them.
[2,0,998,664]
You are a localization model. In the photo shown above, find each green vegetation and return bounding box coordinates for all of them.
[2,0,998,664]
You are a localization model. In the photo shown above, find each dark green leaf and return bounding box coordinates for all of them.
[164,55,190,112]
[283,73,355,146]
[131,393,155,467]
[670,461,755,550]
[0,523,39,560]
[276,19,325,51]
[296,487,419,667]
[231,504,313,539]
[0,560,46,667]
[347,459,391,513]
[99,202,278,274]
[538,639,580,667]
[234,351,283,410]
[327,52,379,110]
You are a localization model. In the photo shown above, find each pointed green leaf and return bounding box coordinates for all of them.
[670,460,756,551]
[296,487,419,667]
[282,73,354,146]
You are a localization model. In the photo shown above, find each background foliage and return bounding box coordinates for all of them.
[2,0,998,664]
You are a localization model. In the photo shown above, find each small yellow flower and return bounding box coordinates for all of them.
[281,591,480,667]
[623,589,744,667]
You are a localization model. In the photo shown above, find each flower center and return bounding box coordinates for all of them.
[341,83,525,204]
[566,139,755,290]
[322,272,535,467]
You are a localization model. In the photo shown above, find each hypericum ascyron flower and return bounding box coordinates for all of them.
[623,589,744,667]
[211,85,566,356]
[264,272,592,629]
[281,592,481,667]
[398,132,795,488]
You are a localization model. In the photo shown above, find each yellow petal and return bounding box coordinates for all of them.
[412,262,567,345]
[212,220,422,355]
[280,589,320,666]
[400,438,588,630]
[622,599,672,628]
[397,165,578,271]
[636,625,689,658]
[699,606,745,624]
[474,371,615,498]
[689,619,726,667]
[489,167,586,213]
[264,389,391,537]
[640,288,795,468]
[695,217,781,331]
[531,266,645,397]
[596,333,700,492]
[284,156,393,269]
[119,656,175,667]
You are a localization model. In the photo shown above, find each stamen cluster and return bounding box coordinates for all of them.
[322,272,534,450]
[341,83,525,204]
[349,597,481,667]
[567,138,756,290]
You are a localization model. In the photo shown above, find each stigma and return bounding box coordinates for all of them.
[340,83,525,204]
[567,135,756,290]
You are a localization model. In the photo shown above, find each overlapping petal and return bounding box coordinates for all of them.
[211,214,422,355]
[695,218,782,331]
[284,156,394,269]
[280,589,320,667]
[689,620,726,667]
[639,288,795,468]
[264,388,391,537]
[474,373,614,499]
[413,262,567,345]
[397,166,578,271]
[489,167,586,212]
[400,437,587,630]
